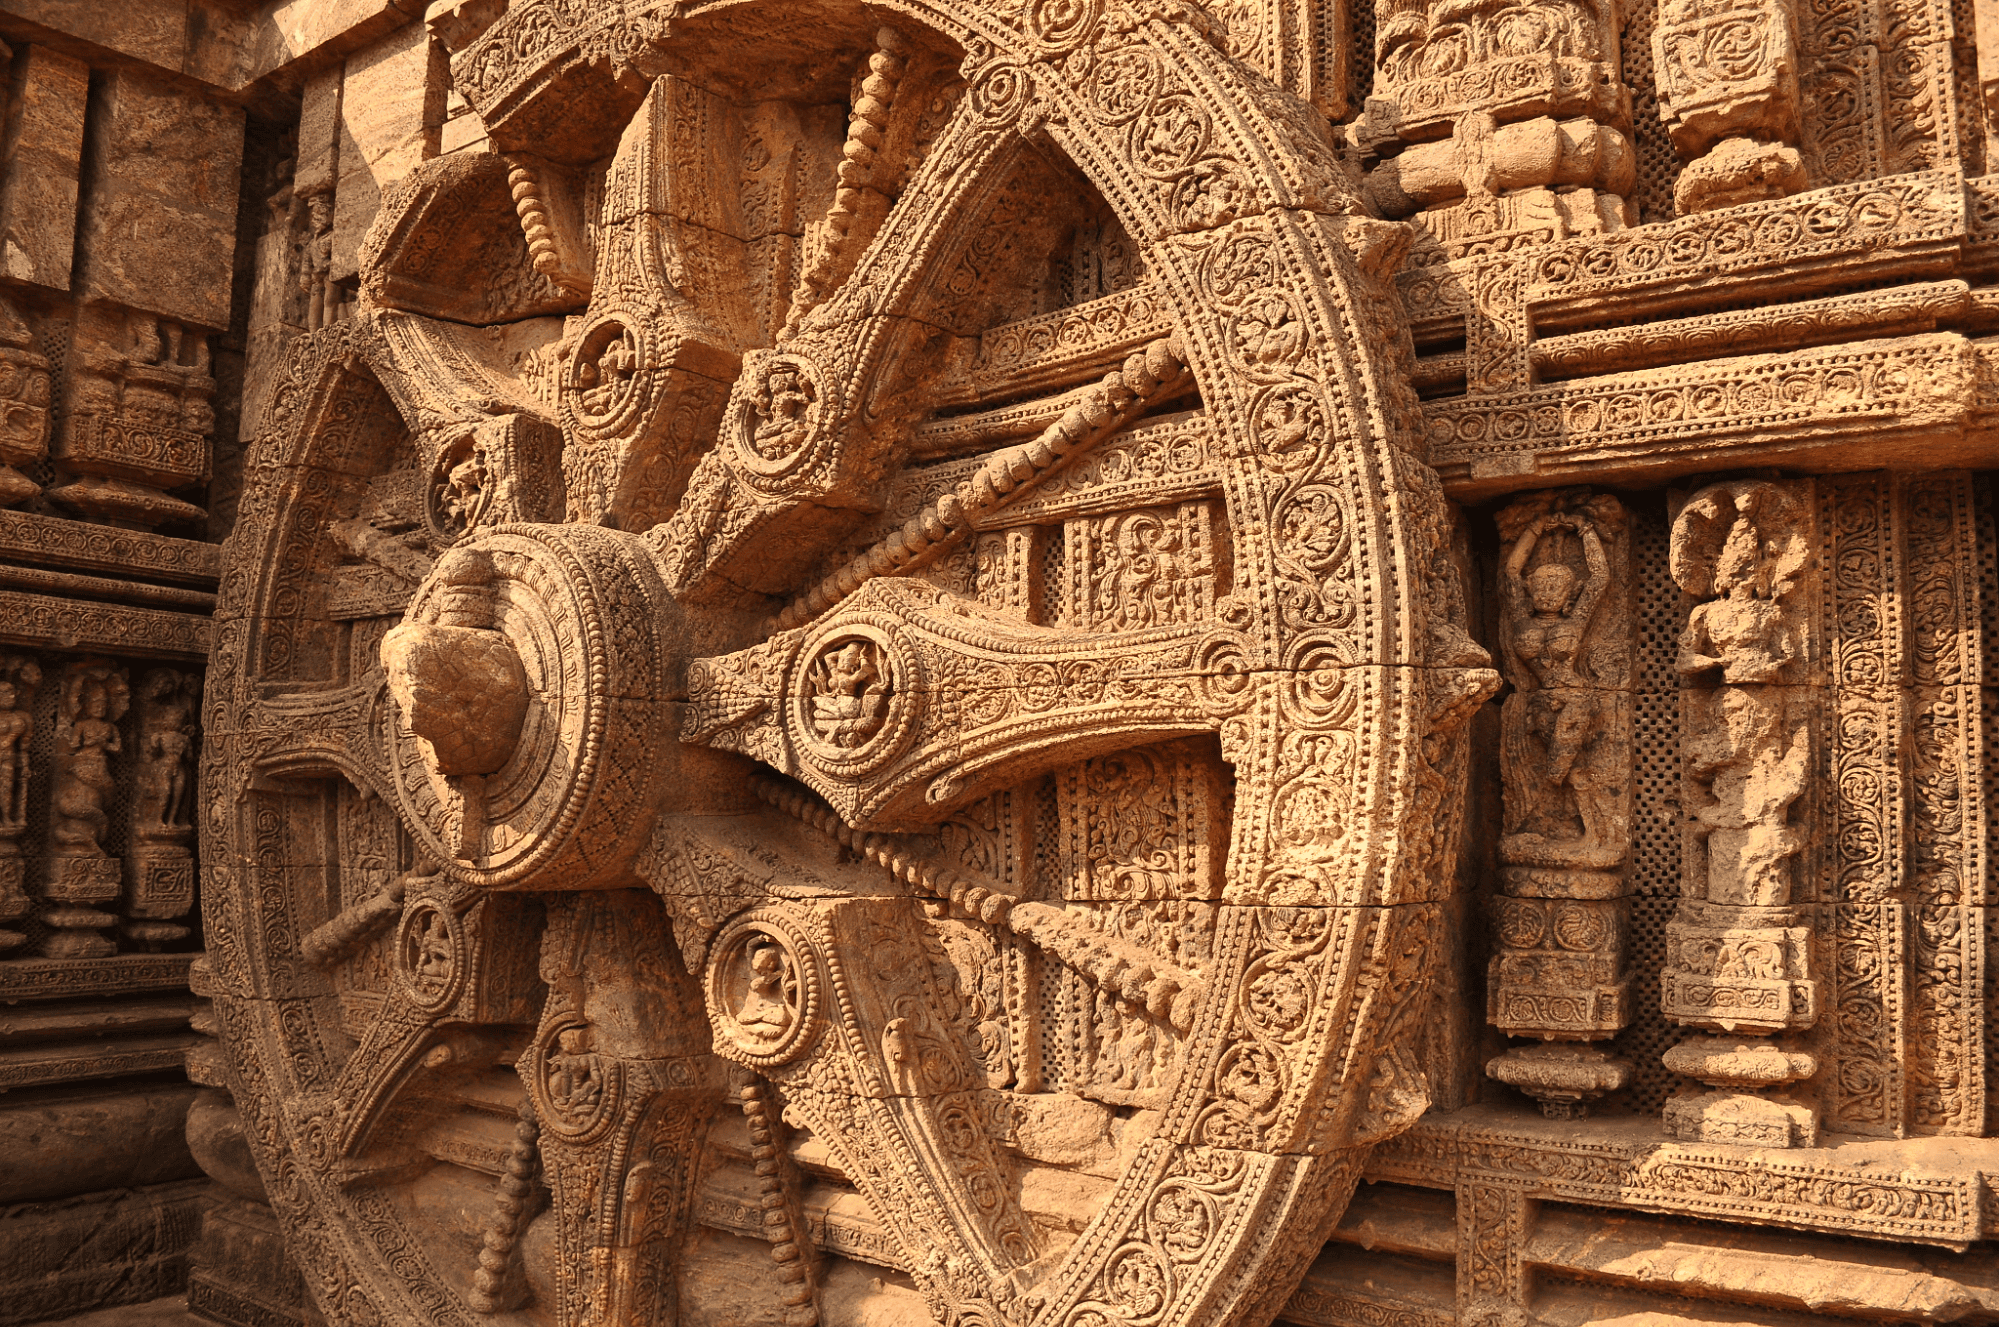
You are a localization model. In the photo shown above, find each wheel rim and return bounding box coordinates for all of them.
[203,3,1495,1323]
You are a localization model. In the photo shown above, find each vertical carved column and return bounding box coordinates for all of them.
[124,668,198,949]
[1900,473,1987,1135]
[1485,489,1635,1116]
[40,659,129,959]
[1456,1178,1535,1326]
[1651,0,1809,213]
[1815,473,1991,1138]
[1815,472,1905,1135]
[521,889,719,1327]
[0,654,42,952]
[1660,480,1821,1147]
[1205,0,1353,117]
[0,293,53,508]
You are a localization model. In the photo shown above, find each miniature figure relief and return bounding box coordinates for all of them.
[0,655,41,951]
[42,660,130,959]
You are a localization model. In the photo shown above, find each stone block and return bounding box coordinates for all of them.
[1662,1088,1818,1148]
[237,0,424,89]
[0,1078,202,1203]
[295,66,343,202]
[74,69,245,330]
[186,1197,310,1327]
[331,20,446,281]
[0,1,188,73]
[0,45,88,292]
[0,1178,210,1324]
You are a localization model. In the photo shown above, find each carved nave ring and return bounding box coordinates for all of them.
[202,1,1493,1323]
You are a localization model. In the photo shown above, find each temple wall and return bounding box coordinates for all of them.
[0,0,1995,1324]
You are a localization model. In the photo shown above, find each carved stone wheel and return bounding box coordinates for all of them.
[203,1,1495,1323]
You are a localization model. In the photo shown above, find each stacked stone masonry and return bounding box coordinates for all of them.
[0,0,1997,1325]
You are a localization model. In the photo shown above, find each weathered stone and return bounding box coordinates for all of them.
[0,46,88,292]
[0,1178,210,1324]
[184,1197,310,1327]
[330,19,445,282]
[0,1080,202,1205]
[73,69,244,329]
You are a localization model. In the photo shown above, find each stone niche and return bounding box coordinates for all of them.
[2,0,1999,1326]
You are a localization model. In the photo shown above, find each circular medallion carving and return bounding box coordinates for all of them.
[704,911,823,1067]
[786,620,921,777]
[529,1023,623,1145]
[396,902,465,1012]
[424,430,491,546]
[564,317,649,438]
[729,352,831,488]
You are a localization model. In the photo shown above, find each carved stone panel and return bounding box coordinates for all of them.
[1487,488,1636,1114]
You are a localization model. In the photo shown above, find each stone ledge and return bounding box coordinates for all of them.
[0,512,220,586]
[0,953,198,1002]
[0,1032,198,1090]
[1428,332,1991,502]
[0,588,212,659]
[1365,1104,1998,1250]
[1400,170,1968,344]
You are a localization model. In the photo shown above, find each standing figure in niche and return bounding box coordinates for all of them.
[1501,509,1609,689]
[1499,509,1624,866]
[133,669,196,834]
[439,440,491,539]
[0,659,39,831]
[1673,480,1810,683]
[50,664,128,855]
[0,658,41,943]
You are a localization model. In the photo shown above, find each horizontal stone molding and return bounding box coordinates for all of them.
[0,1032,198,1089]
[0,588,212,659]
[0,511,221,585]
[1429,333,1985,499]
[0,953,198,1002]
[1365,1107,1994,1248]
[1401,172,1968,346]
[935,282,1173,409]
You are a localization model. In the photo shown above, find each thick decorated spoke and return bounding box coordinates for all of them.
[228,683,388,797]
[690,576,1235,828]
[650,74,1049,605]
[292,880,541,1178]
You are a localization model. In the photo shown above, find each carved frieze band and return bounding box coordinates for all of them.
[1366,1112,1990,1247]
[0,952,197,999]
[0,510,221,585]
[1430,333,1979,494]
[0,588,211,660]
